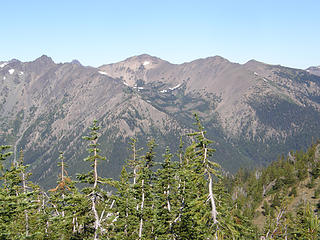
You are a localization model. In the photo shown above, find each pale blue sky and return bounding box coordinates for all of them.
[1,0,319,69]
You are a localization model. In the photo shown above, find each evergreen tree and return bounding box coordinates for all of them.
[77,120,111,240]
[112,138,142,239]
[137,139,157,239]
[153,148,180,239]
[0,147,45,239]
[0,145,12,170]
[174,114,254,239]
[48,152,88,239]
[112,166,139,239]
[292,202,320,240]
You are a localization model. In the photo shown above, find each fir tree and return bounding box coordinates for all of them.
[48,151,87,239]
[153,148,180,239]
[137,139,157,239]
[293,202,320,240]
[77,120,111,240]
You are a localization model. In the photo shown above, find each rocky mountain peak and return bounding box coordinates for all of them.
[121,53,166,67]
[22,55,56,74]
[71,59,82,66]
[306,65,320,76]
[98,54,170,87]
[181,55,230,67]
[9,58,21,64]
[244,59,265,67]
[4,58,22,69]
[33,55,55,64]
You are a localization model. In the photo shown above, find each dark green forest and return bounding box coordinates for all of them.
[0,117,319,239]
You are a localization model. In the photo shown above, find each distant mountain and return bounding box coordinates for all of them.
[100,54,320,162]
[307,65,320,76]
[1,54,320,187]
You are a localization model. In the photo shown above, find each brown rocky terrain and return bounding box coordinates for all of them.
[1,54,320,187]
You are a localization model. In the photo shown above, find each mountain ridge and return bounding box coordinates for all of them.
[1,54,320,187]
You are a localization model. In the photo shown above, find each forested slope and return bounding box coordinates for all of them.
[0,118,319,239]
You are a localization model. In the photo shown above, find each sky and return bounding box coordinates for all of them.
[1,0,319,69]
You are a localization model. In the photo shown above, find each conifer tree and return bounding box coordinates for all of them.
[293,202,320,239]
[112,166,139,239]
[48,151,87,239]
[112,138,142,239]
[0,145,12,170]
[77,120,112,240]
[137,139,156,239]
[182,114,221,238]
[153,148,180,239]
[18,149,31,237]
[0,147,45,239]
[175,114,256,239]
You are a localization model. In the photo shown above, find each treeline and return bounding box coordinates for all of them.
[228,141,320,239]
[0,116,319,239]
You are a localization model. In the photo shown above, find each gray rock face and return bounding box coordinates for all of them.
[1,54,320,187]
[306,66,320,76]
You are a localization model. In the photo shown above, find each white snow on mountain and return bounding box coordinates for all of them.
[98,71,108,75]
[133,86,144,90]
[169,83,182,91]
[8,69,15,74]
[160,83,182,93]
[0,62,8,68]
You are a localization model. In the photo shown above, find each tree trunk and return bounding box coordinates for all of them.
[92,140,100,239]
[93,140,98,189]
[92,194,100,240]
[22,171,29,236]
[208,173,217,224]
[139,179,145,239]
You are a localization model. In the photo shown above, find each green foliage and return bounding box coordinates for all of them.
[0,119,319,239]
[0,145,12,169]
[292,202,320,239]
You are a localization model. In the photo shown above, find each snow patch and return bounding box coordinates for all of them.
[169,83,182,91]
[160,83,182,93]
[8,69,15,75]
[0,62,8,68]
[143,61,150,66]
[133,86,144,90]
[123,81,129,86]
[98,71,108,76]
[19,71,24,75]
[263,78,268,82]
[254,72,258,76]
[3,76,6,80]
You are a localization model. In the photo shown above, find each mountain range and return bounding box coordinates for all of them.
[1,54,320,187]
